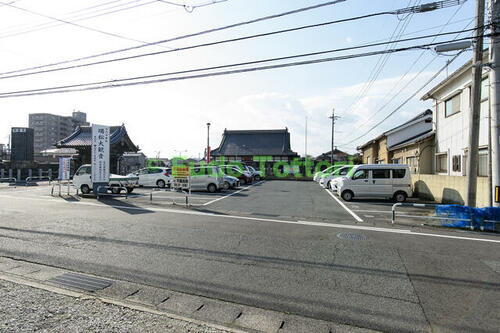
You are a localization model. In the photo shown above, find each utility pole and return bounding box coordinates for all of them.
[329,109,340,166]
[490,0,500,206]
[305,115,308,158]
[466,0,486,207]
[206,122,211,163]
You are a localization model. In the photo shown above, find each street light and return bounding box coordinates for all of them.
[433,41,472,53]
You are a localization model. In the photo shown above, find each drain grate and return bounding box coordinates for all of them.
[49,273,112,291]
[337,232,368,240]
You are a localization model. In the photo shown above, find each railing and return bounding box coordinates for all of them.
[26,176,52,186]
[149,187,192,206]
[0,177,17,187]
[50,180,72,196]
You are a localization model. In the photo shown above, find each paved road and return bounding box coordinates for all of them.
[0,181,499,332]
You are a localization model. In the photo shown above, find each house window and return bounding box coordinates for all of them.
[445,93,461,117]
[406,156,418,173]
[452,155,461,172]
[463,150,488,177]
[481,77,489,101]
[478,149,487,177]
[392,158,400,164]
[436,153,448,173]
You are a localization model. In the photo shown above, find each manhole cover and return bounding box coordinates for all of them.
[337,232,368,240]
[49,273,112,291]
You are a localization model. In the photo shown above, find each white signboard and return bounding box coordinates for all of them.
[58,157,71,180]
[91,125,110,183]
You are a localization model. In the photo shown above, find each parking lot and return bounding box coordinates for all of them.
[0,179,433,228]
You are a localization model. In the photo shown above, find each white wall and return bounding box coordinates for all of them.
[432,70,489,176]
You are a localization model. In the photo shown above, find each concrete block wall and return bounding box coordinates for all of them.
[412,174,489,207]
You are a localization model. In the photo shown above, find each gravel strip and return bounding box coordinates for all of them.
[0,280,229,333]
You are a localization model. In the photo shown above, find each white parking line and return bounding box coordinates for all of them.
[324,189,363,223]
[202,181,263,206]
[1,194,500,243]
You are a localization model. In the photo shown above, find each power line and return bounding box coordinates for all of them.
[339,50,466,147]
[0,1,469,80]
[0,1,170,46]
[0,0,348,77]
[156,0,228,12]
[0,0,168,40]
[0,34,490,99]
[0,29,482,94]
[347,0,420,113]
[0,10,398,80]
[341,0,469,142]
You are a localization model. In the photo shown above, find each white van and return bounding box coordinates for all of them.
[189,165,225,193]
[336,164,412,202]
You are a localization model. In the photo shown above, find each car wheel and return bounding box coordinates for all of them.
[240,178,246,185]
[157,179,166,188]
[341,190,354,201]
[394,191,407,203]
[326,180,331,189]
[80,184,91,194]
[223,181,230,191]
[207,184,217,193]
[111,187,121,194]
[254,175,261,181]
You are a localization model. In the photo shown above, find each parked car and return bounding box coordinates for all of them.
[313,165,337,182]
[222,174,239,190]
[319,165,353,188]
[189,165,225,193]
[247,165,264,181]
[73,164,138,194]
[219,165,253,185]
[336,164,412,202]
[128,167,171,188]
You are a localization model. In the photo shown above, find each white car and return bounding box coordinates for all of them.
[246,165,264,181]
[313,165,337,182]
[329,176,347,191]
[73,164,138,195]
[319,165,353,189]
[336,164,412,202]
[129,167,171,188]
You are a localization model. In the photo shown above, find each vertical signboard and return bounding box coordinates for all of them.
[58,157,71,180]
[91,125,110,184]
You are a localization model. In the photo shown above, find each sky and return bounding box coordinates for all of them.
[0,0,476,158]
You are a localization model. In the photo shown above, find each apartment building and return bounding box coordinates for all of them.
[29,111,89,153]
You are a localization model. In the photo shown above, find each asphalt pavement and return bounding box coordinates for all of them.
[0,181,498,332]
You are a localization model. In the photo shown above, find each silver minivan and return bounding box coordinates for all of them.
[189,165,225,193]
[336,164,412,202]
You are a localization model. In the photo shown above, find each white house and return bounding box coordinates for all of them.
[421,53,490,178]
